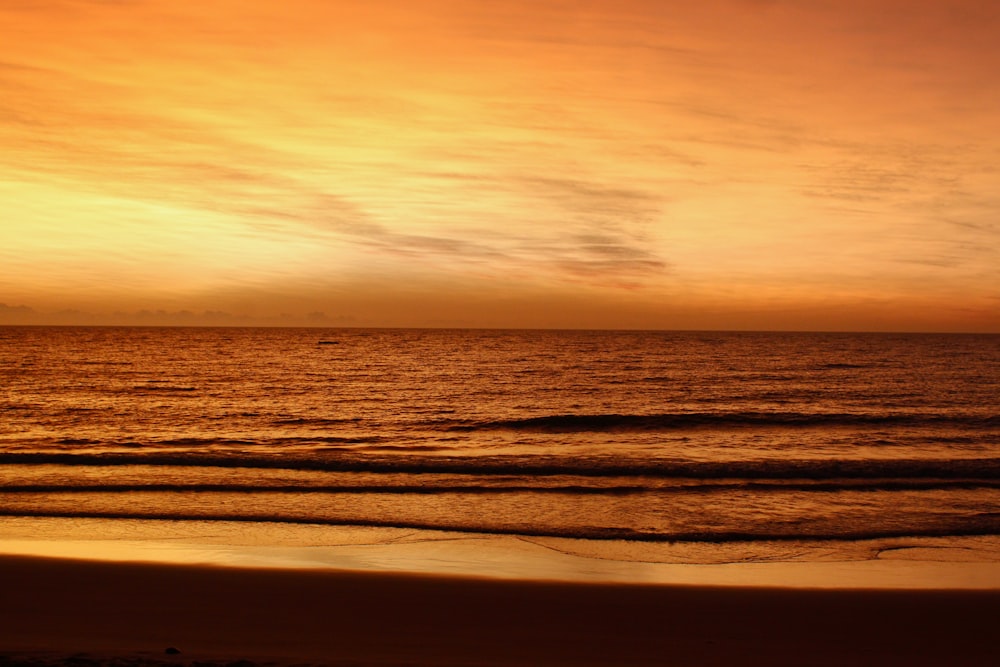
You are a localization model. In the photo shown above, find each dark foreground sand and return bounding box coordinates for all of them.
[1,555,998,667]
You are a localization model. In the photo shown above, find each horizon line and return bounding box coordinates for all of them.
[1,323,997,336]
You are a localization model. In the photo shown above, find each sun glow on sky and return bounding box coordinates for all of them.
[2,0,998,330]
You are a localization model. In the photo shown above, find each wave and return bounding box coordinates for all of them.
[3,479,999,494]
[2,508,998,543]
[443,411,1000,432]
[132,385,198,392]
[271,417,363,426]
[36,435,385,449]
[3,451,1000,480]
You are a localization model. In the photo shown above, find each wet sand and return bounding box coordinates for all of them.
[1,554,998,666]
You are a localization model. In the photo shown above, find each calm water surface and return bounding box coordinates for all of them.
[2,327,998,564]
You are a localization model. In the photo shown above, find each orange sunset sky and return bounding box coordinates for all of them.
[1,0,998,331]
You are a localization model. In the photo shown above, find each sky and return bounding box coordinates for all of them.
[1,0,998,331]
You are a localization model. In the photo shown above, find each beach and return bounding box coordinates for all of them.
[2,549,999,667]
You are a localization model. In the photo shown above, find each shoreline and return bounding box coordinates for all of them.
[2,553,999,667]
[2,519,1000,589]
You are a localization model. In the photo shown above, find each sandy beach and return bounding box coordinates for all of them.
[1,553,998,667]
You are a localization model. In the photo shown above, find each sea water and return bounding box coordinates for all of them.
[1,327,999,567]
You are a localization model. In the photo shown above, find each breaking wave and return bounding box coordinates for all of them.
[2,451,999,480]
[2,508,998,543]
[442,411,1000,432]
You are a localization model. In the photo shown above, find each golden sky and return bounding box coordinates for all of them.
[2,0,998,330]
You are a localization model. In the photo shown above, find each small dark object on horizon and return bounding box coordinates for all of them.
[164,647,181,655]
[317,340,340,345]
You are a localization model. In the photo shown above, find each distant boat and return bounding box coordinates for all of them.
[317,340,340,345]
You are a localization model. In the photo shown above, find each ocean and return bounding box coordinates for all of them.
[2,326,999,566]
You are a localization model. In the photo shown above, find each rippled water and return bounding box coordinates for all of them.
[2,327,999,562]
